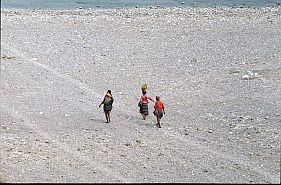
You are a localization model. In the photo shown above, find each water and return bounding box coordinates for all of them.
[1,0,280,10]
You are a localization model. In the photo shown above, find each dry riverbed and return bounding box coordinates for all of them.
[0,7,280,183]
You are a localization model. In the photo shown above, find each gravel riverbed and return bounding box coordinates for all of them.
[0,7,280,183]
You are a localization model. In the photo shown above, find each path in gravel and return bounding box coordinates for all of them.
[1,8,280,183]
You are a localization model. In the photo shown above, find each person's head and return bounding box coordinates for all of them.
[156,96,160,101]
[105,90,112,97]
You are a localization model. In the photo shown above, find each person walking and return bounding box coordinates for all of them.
[139,90,154,120]
[99,90,114,123]
[153,96,165,128]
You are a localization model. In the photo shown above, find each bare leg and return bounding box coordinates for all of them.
[105,111,109,123]
[141,113,146,120]
[108,111,111,122]
[156,115,161,128]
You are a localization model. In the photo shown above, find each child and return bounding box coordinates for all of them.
[153,96,165,128]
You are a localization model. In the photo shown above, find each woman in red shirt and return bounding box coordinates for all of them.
[154,96,165,128]
[139,91,154,120]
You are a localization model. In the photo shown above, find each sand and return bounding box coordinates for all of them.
[0,7,280,183]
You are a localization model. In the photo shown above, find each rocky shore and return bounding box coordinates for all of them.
[1,7,280,183]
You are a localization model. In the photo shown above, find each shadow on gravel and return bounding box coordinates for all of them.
[0,176,8,183]
[89,118,106,123]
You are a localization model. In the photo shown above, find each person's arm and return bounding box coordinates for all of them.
[148,96,154,102]
[139,96,143,103]
[99,98,105,107]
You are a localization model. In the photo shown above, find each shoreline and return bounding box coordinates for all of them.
[1,0,280,10]
[1,5,281,11]
[1,7,280,21]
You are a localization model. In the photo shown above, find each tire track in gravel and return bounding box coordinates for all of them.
[0,103,135,183]
[1,45,279,183]
[1,45,136,182]
[113,111,279,183]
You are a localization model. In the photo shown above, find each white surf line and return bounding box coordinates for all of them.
[1,103,135,183]
[2,45,279,183]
